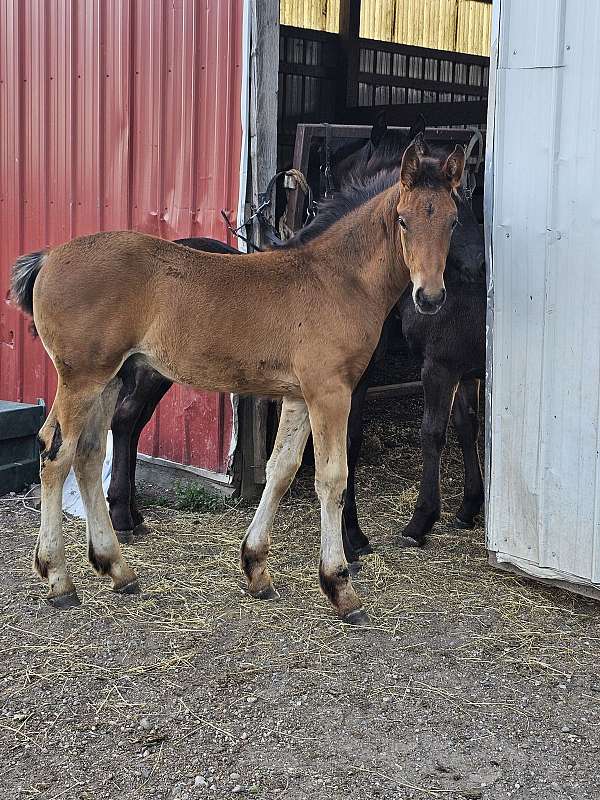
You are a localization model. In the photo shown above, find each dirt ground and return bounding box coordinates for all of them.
[1,395,600,800]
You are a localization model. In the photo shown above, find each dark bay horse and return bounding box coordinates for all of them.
[108,130,485,558]
[11,139,465,622]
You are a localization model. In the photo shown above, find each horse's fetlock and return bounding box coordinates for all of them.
[88,541,116,576]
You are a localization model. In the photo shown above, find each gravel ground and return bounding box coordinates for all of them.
[1,396,599,800]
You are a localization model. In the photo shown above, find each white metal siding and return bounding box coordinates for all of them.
[487,0,600,589]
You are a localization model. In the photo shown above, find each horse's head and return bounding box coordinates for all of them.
[365,112,426,178]
[332,112,426,188]
[394,134,465,315]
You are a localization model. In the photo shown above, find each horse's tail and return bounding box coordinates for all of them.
[10,250,46,336]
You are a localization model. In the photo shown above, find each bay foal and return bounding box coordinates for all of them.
[11,139,464,622]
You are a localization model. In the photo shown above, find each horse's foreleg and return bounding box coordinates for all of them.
[308,387,368,625]
[400,362,459,547]
[34,381,103,606]
[74,379,139,594]
[344,374,372,558]
[241,397,311,600]
[452,378,484,528]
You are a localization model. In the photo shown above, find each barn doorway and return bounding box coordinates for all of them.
[243,0,491,523]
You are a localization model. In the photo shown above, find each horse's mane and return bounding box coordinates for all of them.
[281,169,400,249]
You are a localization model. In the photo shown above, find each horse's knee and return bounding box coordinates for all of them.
[421,422,447,453]
[265,452,302,495]
[315,464,348,509]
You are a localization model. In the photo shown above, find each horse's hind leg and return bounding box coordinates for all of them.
[74,379,139,594]
[344,373,373,558]
[241,397,311,600]
[108,361,171,542]
[452,378,484,528]
[127,379,172,534]
[399,362,459,547]
[34,381,102,607]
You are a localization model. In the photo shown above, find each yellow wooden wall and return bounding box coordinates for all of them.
[279,0,491,56]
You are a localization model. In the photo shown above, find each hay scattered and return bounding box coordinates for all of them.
[2,396,600,703]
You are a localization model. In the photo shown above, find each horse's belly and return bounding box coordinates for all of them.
[141,348,301,398]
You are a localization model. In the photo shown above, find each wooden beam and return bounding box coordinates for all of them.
[245,0,279,492]
[337,0,361,111]
[250,0,278,246]
[339,100,488,128]
[367,382,423,400]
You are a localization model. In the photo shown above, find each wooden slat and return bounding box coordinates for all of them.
[248,0,279,489]
[356,71,488,97]
[279,62,334,78]
[357,35,490,65]
[342,100,488,126]
[280,24,339,44]
[367,381,423,399]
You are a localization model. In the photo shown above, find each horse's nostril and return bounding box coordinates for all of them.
[415,286,446,315]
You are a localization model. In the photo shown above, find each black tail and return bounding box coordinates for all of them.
[10,250,46,334]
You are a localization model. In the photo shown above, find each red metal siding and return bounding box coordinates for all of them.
[0,0,243,475]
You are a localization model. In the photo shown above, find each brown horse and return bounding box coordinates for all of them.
[11,138,464,623]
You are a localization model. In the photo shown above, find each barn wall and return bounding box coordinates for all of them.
[280,0,492,55]
[0,0,244,477]
[487,0,600,589]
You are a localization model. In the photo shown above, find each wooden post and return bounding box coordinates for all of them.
[338,0,361,113]
[242,0,279,496]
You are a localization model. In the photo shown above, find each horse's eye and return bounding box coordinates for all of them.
[397,216,408,230]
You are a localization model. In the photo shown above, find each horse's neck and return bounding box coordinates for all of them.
[308,188,409,311]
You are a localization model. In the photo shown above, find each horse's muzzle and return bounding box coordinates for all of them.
[414,286,446,315]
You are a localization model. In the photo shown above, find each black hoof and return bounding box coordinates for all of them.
[115,579,141,595]
[253,585,280,601]
[47,591,81,610]
[454,516,475,530]
[342,608,371,626]
[399,535,424,548]
[348,560,362,578]
[354,542,373,556]
[116,529,135,545]
[133,523,152,538]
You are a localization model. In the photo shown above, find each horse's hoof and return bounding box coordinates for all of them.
[348,560,363,578]
[133,523,152,538]
[116,529,135,545]
[342,608,371,626]
[354,542,373,557]
[114,579,141,595]
[399,534,424,548]
[47,591,81,610]
[454,516,475,530]
[253,585,280,601]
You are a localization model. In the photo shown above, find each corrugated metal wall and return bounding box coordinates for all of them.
[487,0,600,590]
[0,0,243,476]
[280,0,492,55]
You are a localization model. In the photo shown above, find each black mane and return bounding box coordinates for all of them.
[281,155,484,284]
[282,169,400,249]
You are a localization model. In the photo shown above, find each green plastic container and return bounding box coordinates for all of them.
[0,400,45,494]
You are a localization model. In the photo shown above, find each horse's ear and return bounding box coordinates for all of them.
[442,144,465,189]
[408,113,426,142]
[371,111,387,147]
[400,139,422,188]
[412,131,429,158]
